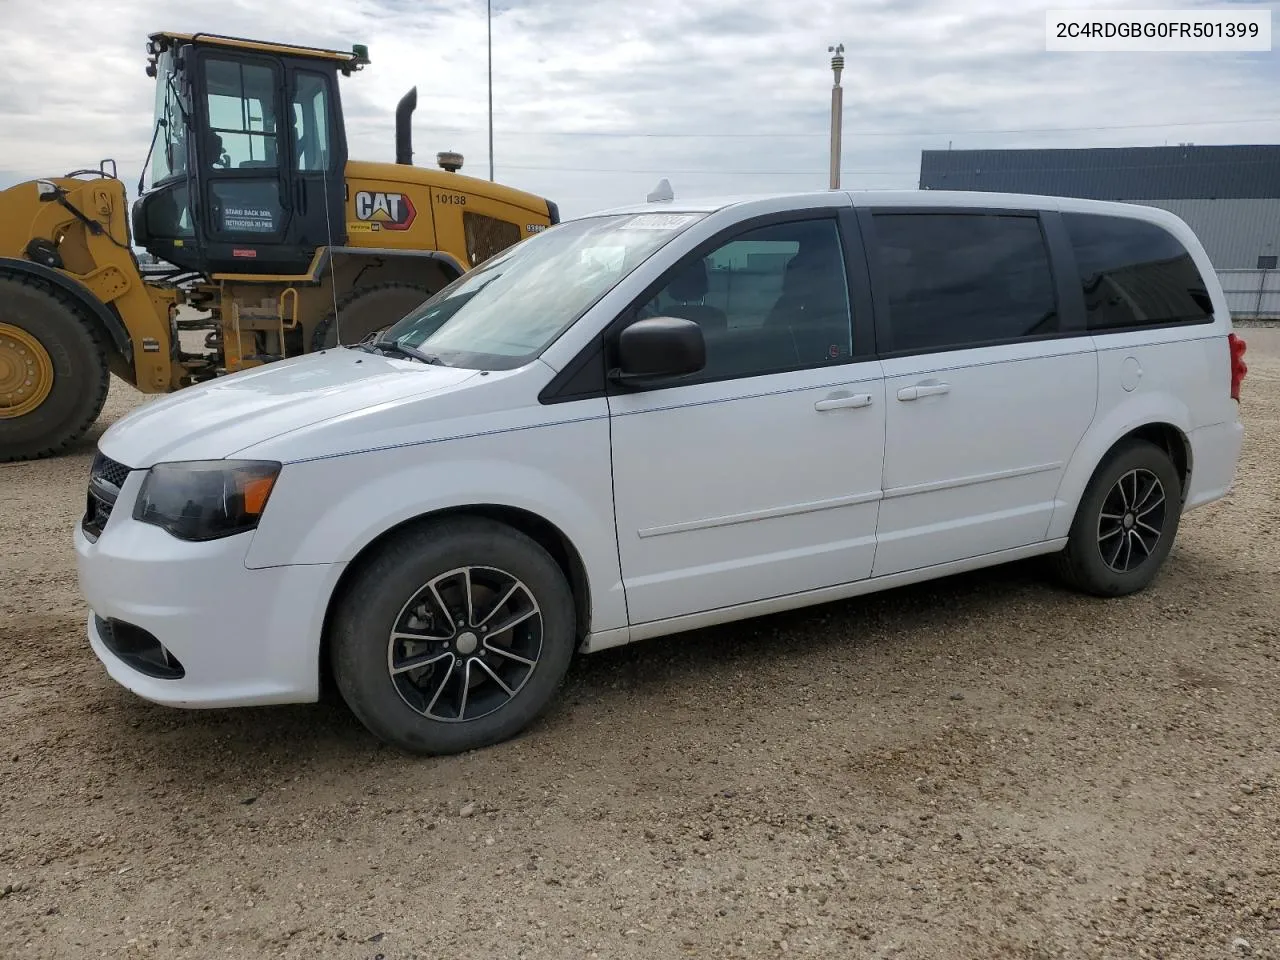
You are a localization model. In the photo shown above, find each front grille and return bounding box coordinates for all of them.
[82,452,133,541]
[92,452,131,488]
[95,616,185,680]
[82,489,114,540]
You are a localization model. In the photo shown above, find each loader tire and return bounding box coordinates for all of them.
[0,275,110,462]
[310,282,435,352]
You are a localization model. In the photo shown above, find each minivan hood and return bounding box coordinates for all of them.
[99,348,479,467]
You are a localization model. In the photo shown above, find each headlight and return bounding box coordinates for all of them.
[132,460,281,541]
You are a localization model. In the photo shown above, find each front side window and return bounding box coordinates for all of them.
[638,218,853,382]
[291,73,331,172]
[1062,213,1213,330]
[872,213,1058,354]
[463,212,523,266]
[205,59,279,169]
[381,212,706,369]
[143,182,195,239]
[149,51,187,185]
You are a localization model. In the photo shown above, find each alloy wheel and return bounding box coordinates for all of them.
[386,566,543,722]
[1096,468,1167,574]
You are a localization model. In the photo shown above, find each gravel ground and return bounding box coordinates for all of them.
[2,330,1278,960]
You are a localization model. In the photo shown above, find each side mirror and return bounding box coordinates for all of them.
[610,316,706,389]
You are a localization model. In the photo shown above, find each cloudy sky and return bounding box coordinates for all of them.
[0,0,1276,218]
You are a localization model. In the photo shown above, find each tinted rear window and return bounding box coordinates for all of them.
[872,213,1058,354]
[1062,213,1213,331]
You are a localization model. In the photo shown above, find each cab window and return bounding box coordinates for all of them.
[291,73,332,172]
[205,59,279,169]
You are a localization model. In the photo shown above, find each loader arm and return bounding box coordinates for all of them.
[1,176,179,393]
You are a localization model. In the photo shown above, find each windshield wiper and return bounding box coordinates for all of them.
[370,338,446,366]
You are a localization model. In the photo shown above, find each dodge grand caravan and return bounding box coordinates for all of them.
[75,189,1248,755]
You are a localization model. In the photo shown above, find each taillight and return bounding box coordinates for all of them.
[1228,332,1248,401]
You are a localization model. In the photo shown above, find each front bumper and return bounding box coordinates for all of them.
[75,494,343,709]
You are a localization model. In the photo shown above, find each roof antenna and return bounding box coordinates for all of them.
[647,178,674,202]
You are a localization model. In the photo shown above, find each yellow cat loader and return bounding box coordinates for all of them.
[0,31,558,461]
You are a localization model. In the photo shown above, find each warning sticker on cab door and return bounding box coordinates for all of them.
[621,213,699,230]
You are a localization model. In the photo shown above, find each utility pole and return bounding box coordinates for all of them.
[488,0,495,181]
[828,43,845,190]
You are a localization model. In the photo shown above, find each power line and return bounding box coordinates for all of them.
[427,115,1280,140]
[498,164,906,175]
[497,157,1280,177]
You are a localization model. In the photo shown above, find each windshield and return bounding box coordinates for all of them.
[378,211,706,369]
[149,50,187,185]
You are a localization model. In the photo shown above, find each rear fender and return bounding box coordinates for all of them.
[1046,392,1194,540]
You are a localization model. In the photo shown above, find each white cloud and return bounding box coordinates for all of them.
[0,0,1276,217]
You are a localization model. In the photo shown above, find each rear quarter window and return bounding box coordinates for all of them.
[1062,213,1214,331]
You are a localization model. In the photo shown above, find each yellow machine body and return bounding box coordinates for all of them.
[0,31,558,461]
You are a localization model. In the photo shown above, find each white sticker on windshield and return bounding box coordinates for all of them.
[580,246,626,272]
[621,213,698,231]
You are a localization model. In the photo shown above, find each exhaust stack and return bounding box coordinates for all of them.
[395,87,417,165]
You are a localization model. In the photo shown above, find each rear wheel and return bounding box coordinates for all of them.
[309,282,434,352]
[330,516,577,755]
[1054,439,1183,597]
[0,276,110,462]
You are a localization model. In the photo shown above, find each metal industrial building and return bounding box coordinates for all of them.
[917,144,1280,319]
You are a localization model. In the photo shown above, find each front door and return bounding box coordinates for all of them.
[860,208,1099,577]
[198,51,292,272]
[194,51,347,276]
[608,212,887,626]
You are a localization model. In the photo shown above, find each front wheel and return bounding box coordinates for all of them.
[330,517,577,755]
[1054,439,1184,597]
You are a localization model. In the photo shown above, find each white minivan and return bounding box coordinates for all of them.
[75,189,1249,754]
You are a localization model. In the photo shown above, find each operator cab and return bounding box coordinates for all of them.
[131,32,364,277]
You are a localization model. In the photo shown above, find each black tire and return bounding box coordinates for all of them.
[1054,439,1183,597]
[330,516,577,755]
[0,274,111,462]
[310,282,434,352]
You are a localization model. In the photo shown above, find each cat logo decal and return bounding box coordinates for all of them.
[354,191,416,231]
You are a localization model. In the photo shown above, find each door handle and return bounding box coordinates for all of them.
[897,382,950,401]
[814,393,873,412]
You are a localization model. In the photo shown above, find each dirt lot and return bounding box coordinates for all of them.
[2,330,1278,960]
